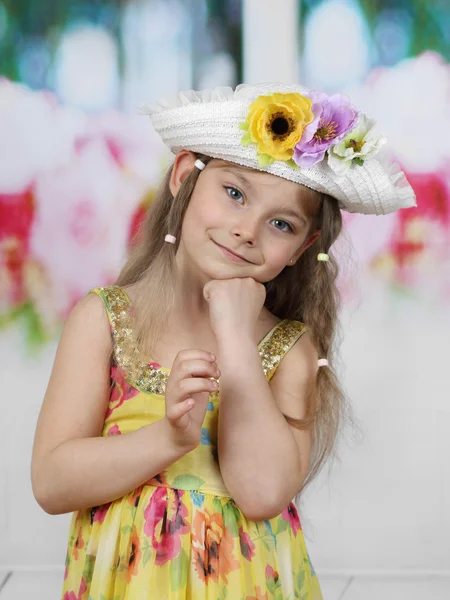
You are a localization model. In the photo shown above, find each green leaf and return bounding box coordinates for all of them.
[143,546,152,568]
[169,547,189,591]
[241,132,252,146]
[261,536,271,551]
[285,158,299,170]
[121,524,133,534]
[257,152,275,168]
[296,569,305,591]
[222,501,239,537]
[19,302,47,349]
[239,121,249,131]
[353,157,364,166]
[267,576,277,595]
[276,517,289,534]
[219,586,229,600]
[82,554,96,585]
[171,474,205,489]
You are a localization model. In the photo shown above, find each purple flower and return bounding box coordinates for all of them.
[293,93,358,168]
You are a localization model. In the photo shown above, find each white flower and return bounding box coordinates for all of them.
[328,114,386,174]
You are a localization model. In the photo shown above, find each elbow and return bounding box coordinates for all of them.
[32,481,60,515]
[33,488,69,516]
[235,494,290,522]
[31,468,67,516]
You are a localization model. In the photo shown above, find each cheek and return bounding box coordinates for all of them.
[262,238,294,267]
[184,193,226,230]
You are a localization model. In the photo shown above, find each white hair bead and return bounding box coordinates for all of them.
[318,358,329,367]
[194,159,206,171]
[165,234,176,244]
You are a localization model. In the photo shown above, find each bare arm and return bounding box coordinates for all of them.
[217,331,317,521]
[31,294,190,515]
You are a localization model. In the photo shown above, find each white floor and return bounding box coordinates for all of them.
[0,570,449,599]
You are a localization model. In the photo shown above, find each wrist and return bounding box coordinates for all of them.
[215,329,255,349]
[160,416,199,456]
[216,334,259,374]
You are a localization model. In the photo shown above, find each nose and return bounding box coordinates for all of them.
[230,215,259,246]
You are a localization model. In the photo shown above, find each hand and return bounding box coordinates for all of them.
[163,349,221,451]
[203,278,266,340]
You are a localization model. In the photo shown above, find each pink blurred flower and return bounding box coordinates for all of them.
[30,135,149,321]
[0,188,34,307]
[0,79,83,194]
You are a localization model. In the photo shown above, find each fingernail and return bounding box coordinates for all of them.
[210,353,216,361]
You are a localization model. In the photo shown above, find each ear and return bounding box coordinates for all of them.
[288,230,321,266]
[169,151,198,197]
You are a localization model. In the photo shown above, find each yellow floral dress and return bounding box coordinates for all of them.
[62,286,323,600]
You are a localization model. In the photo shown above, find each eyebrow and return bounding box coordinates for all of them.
[279,207,308,226]
[221,168,255,191]
[221,167,308,226]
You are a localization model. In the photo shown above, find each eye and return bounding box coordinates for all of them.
[271,219,294,233]
[225,186,244,203]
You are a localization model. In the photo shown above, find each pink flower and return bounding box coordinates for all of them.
[239,527,255,561]
[107,423,121,436]
[265,564,279,582]
[63,578,87,600]
[106,366,139,419]
[144,488,189,565]
[281,503,302,537]
[91,503,111,524]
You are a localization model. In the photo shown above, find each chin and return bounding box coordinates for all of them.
[201,262,249,281]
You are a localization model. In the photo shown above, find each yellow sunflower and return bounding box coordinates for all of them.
[241,92,314,166]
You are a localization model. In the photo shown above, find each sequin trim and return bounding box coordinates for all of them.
[259,319,307,380]
[92,286,168,396]
[92,286,307,395]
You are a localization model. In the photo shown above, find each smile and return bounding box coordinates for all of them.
[213,241,252,264]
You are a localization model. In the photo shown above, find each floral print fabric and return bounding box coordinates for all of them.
[62,287,323,599]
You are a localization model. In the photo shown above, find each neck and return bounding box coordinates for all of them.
[172,248,213,326]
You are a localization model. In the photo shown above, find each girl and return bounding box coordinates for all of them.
[32,83,415,599]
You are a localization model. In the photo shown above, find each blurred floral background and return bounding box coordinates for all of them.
[1,0,450,583]
[0,0,449,351]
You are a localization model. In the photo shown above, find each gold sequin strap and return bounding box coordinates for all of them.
[90,286,168,395]
[258,319,307,381]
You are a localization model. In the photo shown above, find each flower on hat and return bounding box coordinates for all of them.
[328,114,386,174]
[240,92,314,167]
[293,93,358,168]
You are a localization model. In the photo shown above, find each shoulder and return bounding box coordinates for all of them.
[68,289,109,326]
[269,322,318,419]
[60,290,112,356]
[276,323,318,379]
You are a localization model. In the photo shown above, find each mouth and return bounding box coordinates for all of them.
[213,241,252,264]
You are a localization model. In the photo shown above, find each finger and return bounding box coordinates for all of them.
[166,398,195,423]
[175,377,219,400]
[173,359,220,381]
[203,281,212,302]
[174,349,216,365]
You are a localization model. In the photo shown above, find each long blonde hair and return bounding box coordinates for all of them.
[117,154,353,489]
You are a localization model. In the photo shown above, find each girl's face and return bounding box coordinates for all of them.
[171,152,320,284]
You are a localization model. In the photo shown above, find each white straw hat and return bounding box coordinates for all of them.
[141,82,416,216]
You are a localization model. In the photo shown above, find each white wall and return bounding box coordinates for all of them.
[1,281,449,573]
